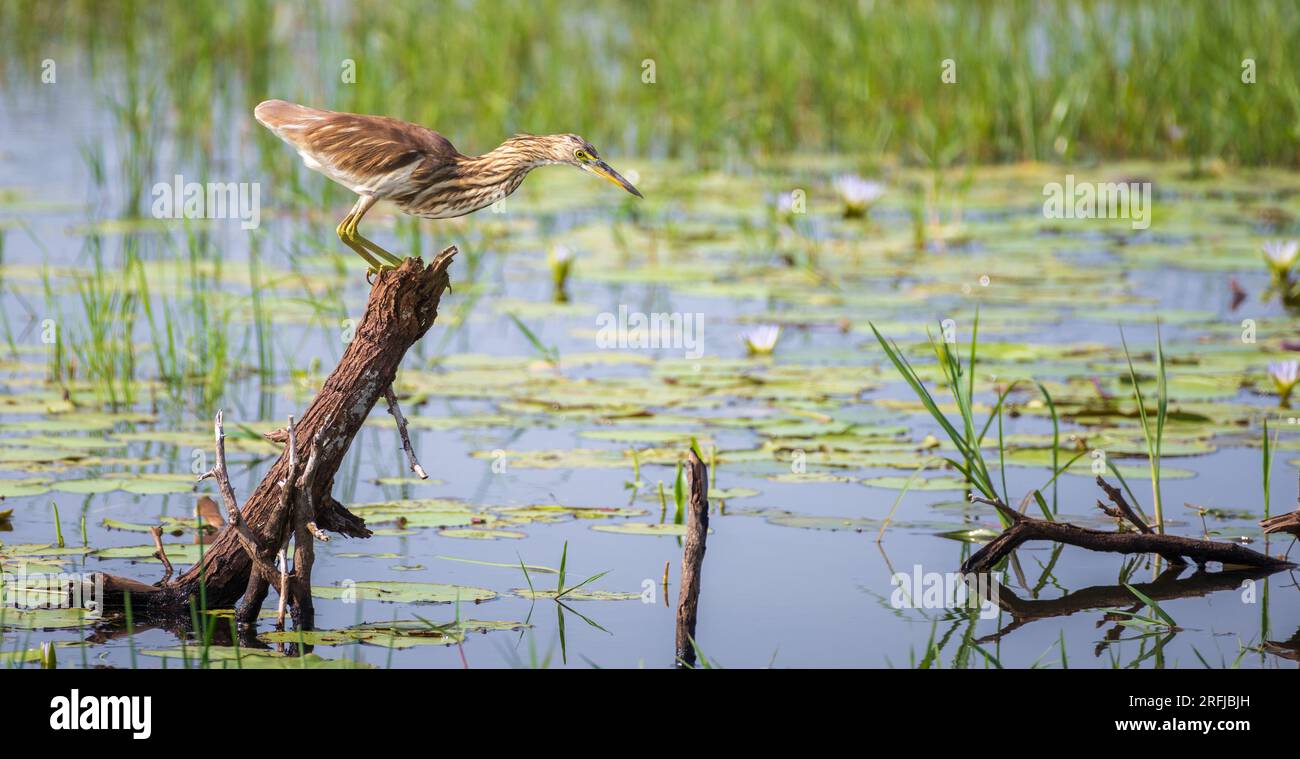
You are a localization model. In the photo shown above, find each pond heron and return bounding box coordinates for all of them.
[254,99,642,274]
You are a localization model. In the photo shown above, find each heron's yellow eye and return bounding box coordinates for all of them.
[574,149,590,161]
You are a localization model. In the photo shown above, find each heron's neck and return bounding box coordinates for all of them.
[458,135,561,179]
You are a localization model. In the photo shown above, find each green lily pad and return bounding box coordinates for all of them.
[591,522,690,536]
[511,588,642,601]
[861,476,969,491]
[93,542,204,563]
[437,528,527,540]
[312,581,497,604]
[140,647,374,669]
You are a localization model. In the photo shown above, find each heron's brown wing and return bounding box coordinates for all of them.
[254,99,461,189]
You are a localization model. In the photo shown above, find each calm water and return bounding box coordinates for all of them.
[2,72,1300,669]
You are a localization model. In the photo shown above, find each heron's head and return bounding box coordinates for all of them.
[550,134,643,198]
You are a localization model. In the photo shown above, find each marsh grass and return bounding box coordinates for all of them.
[5,1,1300,166]
[873,315,1091,525]
[1119,325,1168,532]
[1262,418,1279,521]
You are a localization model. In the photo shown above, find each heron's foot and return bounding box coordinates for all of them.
[356,233,404,267]
[364,263,398,284]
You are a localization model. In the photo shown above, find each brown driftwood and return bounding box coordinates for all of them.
[1260,511,1300,539]
[1093,476,1187,566]
[964,478,1294,575]
[95,250,457,628]
[1258,470,1300,540]
[674,448,710,668]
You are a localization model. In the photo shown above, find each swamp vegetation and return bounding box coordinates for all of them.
[1,1,1300,668]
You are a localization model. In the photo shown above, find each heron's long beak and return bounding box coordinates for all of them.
[586,160,643,198]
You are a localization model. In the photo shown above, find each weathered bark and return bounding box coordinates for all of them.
[964,489,1294,575]
[1093,476,1186,566]
[1260,510,1300,539]
[674,449,710,668]
[98,250,457,620]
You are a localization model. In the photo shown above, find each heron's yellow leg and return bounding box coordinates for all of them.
[336,210,384,273]
[345,196,404,267]
[355,232,404,267]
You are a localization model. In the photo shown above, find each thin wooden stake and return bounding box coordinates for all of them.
[675,448,710,668]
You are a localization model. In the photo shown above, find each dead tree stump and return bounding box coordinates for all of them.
[97,250,457,627]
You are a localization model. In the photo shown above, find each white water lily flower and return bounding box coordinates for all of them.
[548,244,575,303]
[1262,240,1299,273]
[1269,360,1300,406]
[548,243,573,264]
[832,175,885,217]
[774,191,798,215]
[741,325,782,355]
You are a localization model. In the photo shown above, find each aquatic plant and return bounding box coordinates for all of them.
[547,243,574,303]
[832,174,885,218]
[1268,360,1299,407]
[9,1,1300,166]
[1262,239,1299,280]
[741,325,782,356]
[1119,327,1169,533]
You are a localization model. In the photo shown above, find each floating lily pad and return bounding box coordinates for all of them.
[437,528,527,540]
[140,647,374,669]
[1,606,100,630]
[258,618,530,648]
[861,476,969,491]
[767,472,855,484]
[434,555,558,574]
[53,473,195,495]
[312,581,497,604]
[591,522,690,536]
[490,504,646,522]
[93,542,204,563]
[707,487,760,499]
[765,514,878,531]
[511,588,642,601]
[0,478,52,498]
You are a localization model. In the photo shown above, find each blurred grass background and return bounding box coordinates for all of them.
[2,0,1299,168]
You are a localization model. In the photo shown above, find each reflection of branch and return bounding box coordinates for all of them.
[974,565,1276,644]
[964,487,1292,574]
[1264,626,1300,664]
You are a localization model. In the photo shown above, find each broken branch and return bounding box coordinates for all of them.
[385,385,428,479]
[964,495,1292,575]
[148,526,173,583]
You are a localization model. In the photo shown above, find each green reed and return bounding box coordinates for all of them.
[6,0,1300,166]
